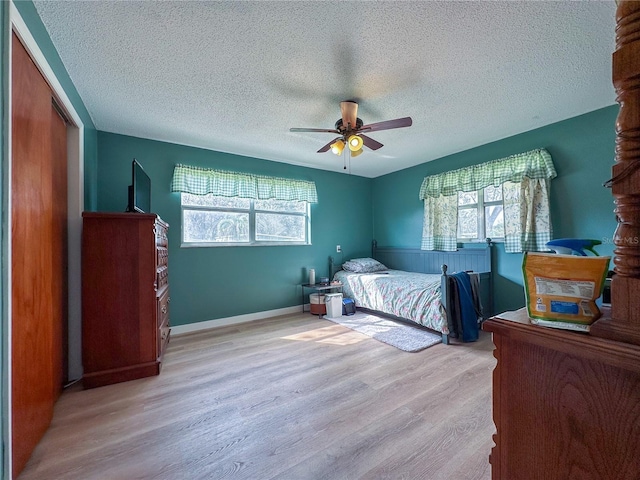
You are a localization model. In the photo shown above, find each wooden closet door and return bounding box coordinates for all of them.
[11,32,67,477]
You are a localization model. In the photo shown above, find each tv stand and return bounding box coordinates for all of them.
[81,212,170,388]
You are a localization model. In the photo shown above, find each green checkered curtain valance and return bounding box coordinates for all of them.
[171,165,257,198]
[419,149,556,199]
[419,149,556,253]
[170,164,318,203]
[254,174,318,203]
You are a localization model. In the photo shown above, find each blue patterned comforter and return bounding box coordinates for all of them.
[333,269,448,334]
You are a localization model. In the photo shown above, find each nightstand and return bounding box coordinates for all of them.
[301,283,343,318]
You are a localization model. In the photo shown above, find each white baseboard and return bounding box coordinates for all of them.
[170,305,306,336]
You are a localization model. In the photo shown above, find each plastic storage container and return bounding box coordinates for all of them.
[325,293,343,318]
[309,293,326,315]
[342,297,356,315]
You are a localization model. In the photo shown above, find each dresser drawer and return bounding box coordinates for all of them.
[156,265,169,290]
[157,288,170,328]
[156,246,168,268]
[158,316,170,360]
[155,221,168,247]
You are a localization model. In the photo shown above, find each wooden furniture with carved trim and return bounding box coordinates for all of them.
[82,212,170,389]
[590,0,640,345]
[483,309,640,480]
[483,3,640,478]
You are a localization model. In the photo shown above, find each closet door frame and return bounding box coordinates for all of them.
[3,2,85,477]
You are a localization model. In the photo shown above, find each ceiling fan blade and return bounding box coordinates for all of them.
[340,101,358,130]
[317,137,341,153]
[360,134,384,151]
[359,116,412,133]
[290,127,341,134]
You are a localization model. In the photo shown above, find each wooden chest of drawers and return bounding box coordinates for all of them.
[81,212,170,388]
[483,309,640,479]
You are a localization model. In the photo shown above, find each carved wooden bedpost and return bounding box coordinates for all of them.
[591,1,640,345]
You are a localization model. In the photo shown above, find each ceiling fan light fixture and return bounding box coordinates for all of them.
[331,139,345,155]
[289,101,413,158]
[348,134,363,151]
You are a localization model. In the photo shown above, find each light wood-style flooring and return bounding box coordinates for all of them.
[19,313,496,479]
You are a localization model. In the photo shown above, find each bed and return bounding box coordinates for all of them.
[329,240,493,344]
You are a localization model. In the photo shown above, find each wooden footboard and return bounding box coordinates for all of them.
[441,265,450,345]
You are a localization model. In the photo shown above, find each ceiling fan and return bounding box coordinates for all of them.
[290,100,412,157]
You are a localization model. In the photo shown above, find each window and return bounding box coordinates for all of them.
[419,149,556,252]
[171,165,317,247]
[457,185,505,241]
[181,193,311,246]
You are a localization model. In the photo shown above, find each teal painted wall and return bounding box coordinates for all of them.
[96,132,373,326]
[372,106,619,314]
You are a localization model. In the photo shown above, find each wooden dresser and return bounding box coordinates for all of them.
[81,212,170,389]
[484,3,640,478]
[483,309,640,479]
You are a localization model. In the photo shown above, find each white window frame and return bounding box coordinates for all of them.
[457,186,505,242]
[180,193,312,247]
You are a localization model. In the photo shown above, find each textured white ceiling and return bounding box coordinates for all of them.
[33,0,617,178]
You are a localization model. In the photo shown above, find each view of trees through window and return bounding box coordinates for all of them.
[181,193,310,245]
[458,185,504,240]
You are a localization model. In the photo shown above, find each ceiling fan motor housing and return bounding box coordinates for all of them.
[335,117,364,132]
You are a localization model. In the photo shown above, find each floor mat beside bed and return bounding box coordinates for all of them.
[323,311,442,352]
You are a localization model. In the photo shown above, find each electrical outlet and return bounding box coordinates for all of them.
[336,245,341,253]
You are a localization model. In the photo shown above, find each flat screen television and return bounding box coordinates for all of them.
[127,159,151,213]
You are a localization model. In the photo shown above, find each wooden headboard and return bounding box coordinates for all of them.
[372,240,492,275]
[372,240,494,318]
[376,240,495,321]
[329,240,493,278]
